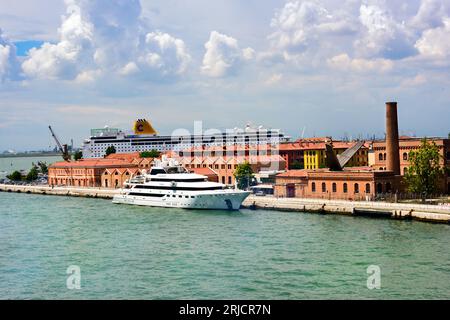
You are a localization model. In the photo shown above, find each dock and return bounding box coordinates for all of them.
[242,196,450,224]
[1,184,450,224]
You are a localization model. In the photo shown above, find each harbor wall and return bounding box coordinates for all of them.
[1,184,449,224]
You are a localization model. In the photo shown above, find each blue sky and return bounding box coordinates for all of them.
[0,0,449,151]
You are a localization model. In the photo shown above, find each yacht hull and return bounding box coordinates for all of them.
[112,191,251,211]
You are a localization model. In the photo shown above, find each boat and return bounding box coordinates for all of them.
[112,157,251,210]
[82,119,290,158]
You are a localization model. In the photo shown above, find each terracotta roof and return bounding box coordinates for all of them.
[50,159,137,168]
[276,170,309,178]
[189,167,218,176]
[105,152,140,160]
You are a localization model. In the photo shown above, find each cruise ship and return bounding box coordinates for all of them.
[112,157,250,210]
[82,119,290,158]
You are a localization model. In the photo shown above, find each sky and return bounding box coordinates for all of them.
[0,0,449,151]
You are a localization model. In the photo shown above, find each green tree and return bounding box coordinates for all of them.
[73,151,83,161]
[26,166,39,181]
[290,161,304,170]
[404,138,444,197]
[7,171,22,181]
[140,150,160,158]
[234,162,254,190]
[105,146,116,157]
[37,161,48,174]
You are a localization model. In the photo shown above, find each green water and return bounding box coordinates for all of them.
[0,156,61,176]
[0,191,449,300]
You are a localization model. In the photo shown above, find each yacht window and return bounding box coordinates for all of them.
[150,168,167,175]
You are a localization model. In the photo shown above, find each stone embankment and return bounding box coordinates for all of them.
[1,184,449,224]
[0,184,118,199]
[242,196,450,224]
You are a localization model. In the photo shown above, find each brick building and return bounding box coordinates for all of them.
[370,137,450,193]
[274,168,401,201]
[279,138,369,170]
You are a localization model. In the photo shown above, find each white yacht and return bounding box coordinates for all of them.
[112,158,250,210]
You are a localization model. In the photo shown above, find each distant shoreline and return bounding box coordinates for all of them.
[0,153,63,159]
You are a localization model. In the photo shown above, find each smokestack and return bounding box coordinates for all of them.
[386,102,400,175]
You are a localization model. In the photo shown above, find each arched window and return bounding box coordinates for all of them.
[379,153,383,161]
[403,167,408,175]
[377,183,383,193]
[403,152,408,160]
[354,183,359,194]
[332,183,337,193]
[311,182,316,192]
[386,182,392,193]
[365,183,371,194]
[343,183,348,193]
[322,182,326,193]
[383,153,387,161]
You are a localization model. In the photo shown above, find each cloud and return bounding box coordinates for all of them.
[21,0,190,81]
[267,1,357,60]
[415,17,450,63]
[355,4,417,60]
[201,31,254,78]
[327,53,394,73]
[0,28,20,82]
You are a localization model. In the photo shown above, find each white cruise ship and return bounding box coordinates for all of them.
[112,157,251,210]
[82,119,290,158]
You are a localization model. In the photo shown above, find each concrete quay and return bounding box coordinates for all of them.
[0,184,118,199]
[1,184,450,224]
[242,196,450,224]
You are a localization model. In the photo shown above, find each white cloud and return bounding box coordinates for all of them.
[201,31,254,78]
[327,53,394,73]
[139,31,191,76]
[411,0,449,30]
[356,4,417,60]
[0,28,20,82]
[415,17,450,62]
[21,0,190,81]
[268,1,356,58]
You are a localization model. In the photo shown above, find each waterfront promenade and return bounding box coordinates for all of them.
[1,184,449,224]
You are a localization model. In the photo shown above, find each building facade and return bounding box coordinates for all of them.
[371,137,450,193]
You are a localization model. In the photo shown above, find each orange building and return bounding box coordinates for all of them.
[274,168,400,201]
[279,138,370,170]
[169,146,287,186]
[371,136,450,193]
[48,153,155,188]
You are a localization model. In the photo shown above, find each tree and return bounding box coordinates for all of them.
[404,138,444,197]
[37,161,48,174]
[26,166,39,182]
[290,161,304,170]
[8,171,22,181]
[73,151,83,161]
[140,150,160,158]
[234,162,254,190]
[105,146,116,157]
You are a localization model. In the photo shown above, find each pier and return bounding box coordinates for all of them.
[1,184,449,224]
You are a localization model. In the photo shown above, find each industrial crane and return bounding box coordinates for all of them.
[48,126,71,161]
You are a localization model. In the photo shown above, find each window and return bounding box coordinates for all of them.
[311,182,316,192]
[383,153,387,161]
[365,183,371,194]
[343,183,348,193]
[332,183,337,193]
[403,152,408,161]
[354,183,359,194]
[377,183,383,193]
[403,167,408,175]
[228,176,232,185]
[322,182,326,193]
[379,153,383,161]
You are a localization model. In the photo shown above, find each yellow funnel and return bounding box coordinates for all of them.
[133,119,158,135]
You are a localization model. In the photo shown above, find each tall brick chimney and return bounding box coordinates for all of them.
[386,102,400,175]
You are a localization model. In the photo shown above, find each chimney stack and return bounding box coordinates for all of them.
[385,102,400,175]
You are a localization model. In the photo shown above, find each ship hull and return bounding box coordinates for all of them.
[112,191,251,211]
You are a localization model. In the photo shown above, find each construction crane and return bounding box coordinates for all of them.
[48,125,70,161]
